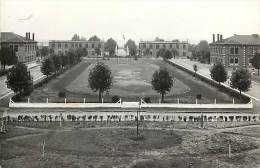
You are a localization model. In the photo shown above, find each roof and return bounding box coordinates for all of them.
[140,40,188,44]
[211,34,260,45]
[0,32,36,43]
[49,40,104,43]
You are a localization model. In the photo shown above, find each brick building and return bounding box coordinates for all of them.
[139,40,189,58]
[210,34,260,68]
[0,32,37,64]
[49,40,105,57]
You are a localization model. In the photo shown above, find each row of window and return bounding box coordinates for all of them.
[53,43,102,49]
[144,50,186,56]
[230,57,239,64]
[141,44,186,50]
[212,46,239,55]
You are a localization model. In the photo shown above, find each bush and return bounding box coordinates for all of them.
[0,69,9,77]
[196,94,202,99]
[144,97,151,103]
[112,95,120,103]
[58,91,66,98]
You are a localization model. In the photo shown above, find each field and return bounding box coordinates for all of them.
[22,58,240,103]
[1,124,260,168]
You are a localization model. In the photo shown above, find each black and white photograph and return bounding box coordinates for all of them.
[0,0,260,167]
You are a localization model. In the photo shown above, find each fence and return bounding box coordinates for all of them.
[9,98,253,109]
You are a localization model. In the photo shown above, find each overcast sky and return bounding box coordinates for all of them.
[1,0,260,44]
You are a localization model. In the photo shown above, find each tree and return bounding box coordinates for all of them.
[88,35,101,41]
[125,39,137,56]
[230,68,251,95]
[171,48,179,58]
[61,54,68,68]
[6,62,33,95]
[154,37,165,42]
[41,58,55,77]
[191,41,210,63]
[156,48,166,58]
[52,55,62,72]
[95,48,101,56]
[72,34,80,41]
[0,46,17,70]
[160,49,172,60]
[40,47,49,58]
[251,53,260,75]
[88,62,113,102]
[210,62,228,85]
[151,68,173,102]
[193,64,198,77]
[105,38,117,56]
[144,48,151,56]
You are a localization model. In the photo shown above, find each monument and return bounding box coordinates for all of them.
[115,45,129,57]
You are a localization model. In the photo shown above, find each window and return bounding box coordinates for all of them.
[235,57,239,64]
[249,58,253,64]
[71,43,74,48]
[79,43,82,48]
[230,58,234,64]
[65,43,68,48]
[183,52,186,56]
[85,44,88,48]
[143,44,146,49]
[52,43,55,48]
[176,44,179,49]
[235,47,238,54]
[183,45,186,49]
[149,44,153,49]
[156,44,159,49]
[92,43,95,48]
[169,44,172,48]
[75,43,78,48]
[230,47,234,54]
[14,45,18,52]
[98,43,101,48]
[163,44,166,48]
[58,43,61,48]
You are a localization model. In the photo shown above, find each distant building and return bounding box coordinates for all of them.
[139,40,189,58]
[49,40,105,57]
[210,34,260,68]
[0,32,37,64]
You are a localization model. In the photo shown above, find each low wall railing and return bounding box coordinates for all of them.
[9,98,253,109]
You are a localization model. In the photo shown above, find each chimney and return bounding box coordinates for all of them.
[32,33,35,41]
[212,34,215,43]
[28,32,30,40]
[220,34,223,42]
[25,32,28,40]
[217,34,220,42]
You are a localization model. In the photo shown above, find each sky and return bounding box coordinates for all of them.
[0,0,260,45]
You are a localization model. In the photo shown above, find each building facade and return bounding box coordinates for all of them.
[210,34,260,68]
[0,32,37,64]
[49,40,105,57]
[139,41,189,58]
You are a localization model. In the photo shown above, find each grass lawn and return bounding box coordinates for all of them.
[21,58,241,104]
[1,125,260,168]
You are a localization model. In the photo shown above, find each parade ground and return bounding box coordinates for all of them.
[18,58,242,104]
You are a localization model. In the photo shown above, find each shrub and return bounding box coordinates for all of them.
[112,95,120,103]
[58,91,66,98]
[196,94,202,99]
[143,97,151,103]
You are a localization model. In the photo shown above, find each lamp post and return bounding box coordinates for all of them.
[136,102,141,137]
